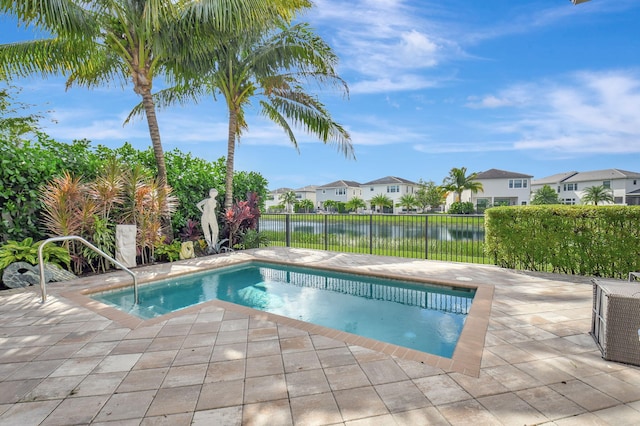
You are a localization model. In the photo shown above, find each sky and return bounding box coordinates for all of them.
[2,0,640,191]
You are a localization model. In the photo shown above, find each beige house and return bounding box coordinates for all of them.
[532,169,640,205]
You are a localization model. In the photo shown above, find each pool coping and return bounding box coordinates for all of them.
[60,251,493,377]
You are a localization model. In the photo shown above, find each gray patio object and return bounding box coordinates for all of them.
[2,262,76,289]
[591,277,640,367]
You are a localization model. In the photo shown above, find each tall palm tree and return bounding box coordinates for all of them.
[531,184,560,205]
[398,194,417,213]
[370,194,393,214]
[0,0,310,190]
[280,190,297,213]
[158,20,353,210]
[581,185,614,206]
[345,196,366,213]
[441,167,484,202]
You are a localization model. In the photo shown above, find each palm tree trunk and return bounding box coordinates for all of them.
[140,87,172,238]
[140,89,168,188]
[225,107,238,210]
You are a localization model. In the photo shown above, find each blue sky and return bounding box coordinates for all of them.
[2,0,640,190]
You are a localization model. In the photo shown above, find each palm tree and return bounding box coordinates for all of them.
[280,190,297,213]
[158,19,353,210]
[531,185,560,205]
[296,198,314,213]
[441,167,484,202]
[323,199,337,213]
[370,194,393,214]
[345,196,366,213]
[581,185,614,206]
[0,0,309,190]
[397,194,417,213]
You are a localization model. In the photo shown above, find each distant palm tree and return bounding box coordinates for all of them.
[345,196,366,213]
[398,194,417,213]
[531,185,560,205]
[370,194,393,214]
[581,185,614,205]
[280,190,297,213]
[296,198,314,213]
[323,199,337,213]
[441,167,484,202]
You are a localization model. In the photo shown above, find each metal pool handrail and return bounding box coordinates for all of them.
[38,236,138,304]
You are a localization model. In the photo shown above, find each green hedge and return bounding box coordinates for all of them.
[485,205,640,278]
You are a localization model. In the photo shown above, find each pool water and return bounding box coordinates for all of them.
[91,261,475,358]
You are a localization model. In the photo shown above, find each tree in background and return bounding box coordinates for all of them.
[415,179,447,212]
[531,185,561,205]
[295,199,314,213]
[280,190,297,213]
[370,194,393,214]
[323,200,337,213]
[345,196,366,213]
[397,194,417,213]
[441,167,483,202]
[581,185,614,206]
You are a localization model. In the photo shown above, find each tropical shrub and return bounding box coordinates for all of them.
[448,201,475,214]
[0,237,70,275]
[239,229,270,249]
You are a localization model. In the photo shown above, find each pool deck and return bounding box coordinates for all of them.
[1,247,639,425]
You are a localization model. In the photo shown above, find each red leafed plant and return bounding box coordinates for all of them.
[224,200,255,249]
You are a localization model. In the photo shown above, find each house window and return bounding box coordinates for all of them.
[295,194,302,199]
[563,183,577,191]
[562,198,576,205]
[370,187,374,191]
[603,180,611,189]
[614,196,623,204]
[336,188,346,196]
[557,186,561,193]
[387,185,399,193]
[322,190,326,194]
[509,179,527,189]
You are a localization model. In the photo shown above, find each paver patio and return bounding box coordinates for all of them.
[1,247,639,425]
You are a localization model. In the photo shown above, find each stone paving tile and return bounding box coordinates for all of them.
[211,342,247,362]
[192,406,242,426]
[282,349,322,372]
[93,390,156,422]
[316,346,357,368]
[41,395,109,426]
[436,398,501,425]
[197,379,244,410]
[162,363,208,388]
[344,413,397,425]
[73,371,128,397]
[243,398,293,426]
[324,364,371,391]
[483,363,543,392]
[246,354,284,378]
[0,400,61,425]
[359,358,409,385]
[205,359,246,383]
[413,374,473,406]
[290,392,343,425]
[133,349,178,369]
[140,412,193,426]
[0,378,44,404]
[333,386,389,422]
[118,368,168,392]
[146,384,200,417]
[172,345,214,366]
[516,385,586,420]
[581,373,640,403]
[374,380,431,413]
[244,373,288,404]
[392,407,450,425]
[477,392,547,425]
[549,379,620,412]
[247,339,281,358]
[449,370,509,398]
[285,368,331,397]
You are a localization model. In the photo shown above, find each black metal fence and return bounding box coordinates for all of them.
[258,213,488,264]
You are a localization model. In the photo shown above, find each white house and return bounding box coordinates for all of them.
[361,176,418,213]
[315,180,362,210]
[265,185,319,212]
[532,169,640,205]
[445,169,533,211]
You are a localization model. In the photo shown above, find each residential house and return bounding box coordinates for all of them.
[265,185,320,212]
[361,176,418,213]
[445,169,533,211]
[532,169,640,205]
[315,180,362,210]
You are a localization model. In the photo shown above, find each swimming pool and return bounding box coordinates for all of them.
[91,261,476,358]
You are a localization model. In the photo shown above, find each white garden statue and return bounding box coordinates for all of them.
[197,188,220,249]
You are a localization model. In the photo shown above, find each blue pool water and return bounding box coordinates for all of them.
[91,262,475,358]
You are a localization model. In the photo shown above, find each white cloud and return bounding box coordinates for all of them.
[483,70,640,154]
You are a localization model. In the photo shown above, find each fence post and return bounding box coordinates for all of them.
[324,215,328,251]
[285,214,291,247]
[369,214,373,254]
[425,214,429,259]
